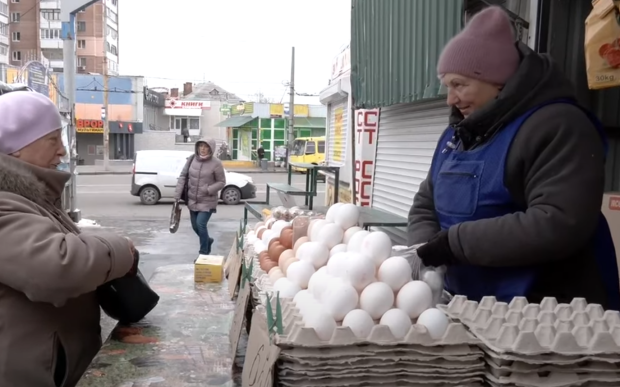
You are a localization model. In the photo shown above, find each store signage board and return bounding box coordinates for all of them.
[229,277,251,361]
[242,311,281,387]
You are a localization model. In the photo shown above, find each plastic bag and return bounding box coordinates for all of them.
[392,244,448,306]
[585,0,620,89]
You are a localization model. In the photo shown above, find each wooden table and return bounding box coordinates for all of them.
[77,264,238,387]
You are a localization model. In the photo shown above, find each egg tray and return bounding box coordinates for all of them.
[485,355,620,373]
[484,370,620,387]
[438,295,620,357]
[276,373,484,387]
[270,297,480,349]
[277,363,485,377]
[279,354,484,370]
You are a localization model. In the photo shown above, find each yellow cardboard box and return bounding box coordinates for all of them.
[194,255,224,283]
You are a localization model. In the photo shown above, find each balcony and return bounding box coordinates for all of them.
[40,39,63,49]
[0,35,7,46]
[40,0,61,9]
[40,19,62,30]
[49,59,63,69]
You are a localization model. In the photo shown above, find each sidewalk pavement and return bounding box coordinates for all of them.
[76,165,288,175]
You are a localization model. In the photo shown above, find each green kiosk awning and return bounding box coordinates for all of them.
[215,115,255,127]
[294,117,325,128]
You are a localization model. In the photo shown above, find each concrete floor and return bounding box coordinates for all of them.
[76,172,326,339]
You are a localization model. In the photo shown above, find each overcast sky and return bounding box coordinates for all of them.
[118,0,351,103]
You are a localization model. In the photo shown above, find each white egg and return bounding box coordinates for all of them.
[347,230,370,252]
[306,219,321,239]
[343,226,363,244]
[316,222,344,249]
[265,233,279,246]
[322,282,359,321]
[378,256,413,291]
[359,282,394,319]
[342,309,375,339]
[307,267,330,299]
[271,220,289,236]
[297,241,330,269]
[261,229,275,242]
[309,219,330,241]
[380,308,412,340]
[293,289,312,307]
[254,222,265,230]
[256,226,267,236]
[344,252,376,291]
[254,240,267,254]
[304,310,337,341]
[325,202,345,222]
[300,299,323,322]
[361,231,393,267]
[417,308,449,339]
[335,204,360,229]
[423,270,444,293]
[330,243,348,257]
[396,281,433,319]
[273,277,301,299]
[326,252,350,278]
[286,260,316,289]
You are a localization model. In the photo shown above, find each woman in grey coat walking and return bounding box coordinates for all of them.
[175,138,226,255]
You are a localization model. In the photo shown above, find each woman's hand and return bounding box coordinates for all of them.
[125,237,139,276]
[417,230,457,268]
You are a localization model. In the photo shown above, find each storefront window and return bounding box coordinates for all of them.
[171,116,201,131]
[292,139,306,156]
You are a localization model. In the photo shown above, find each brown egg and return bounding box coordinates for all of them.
[259,258,270,272]
[270,244,286,263]
[268,237,280,251]
[257,228,266,239]
[282,257,299,275]
[280,228,294,250]
[259,251,270,263]
[278,249,295,267]
[268,267,281,276]
[293,237,309,256]
[263,260,277,273]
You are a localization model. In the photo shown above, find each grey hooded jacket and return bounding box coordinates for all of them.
[175,138,226,212]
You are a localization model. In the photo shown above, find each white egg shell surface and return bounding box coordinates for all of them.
[330,244,348,257]
[377,256,413,292]
[423,270,444,293]
[254,240,267,254]
[254,222,265,230]
[380,308,413,340]
[307,267,330,299]
[343,226,363,245]
[416,308,449,339]
[286,260,316,289]
[271,220,289,236]
[304,310,337,341]
[306,219,322,240]
[326,251,349,278]
[359,282,395,320]
[296,241,330,269]
[396,280,433,319]
[335,204,360,229]
[310,219,331,242]
[261,229,275,243]
[316,222,344,249]
[273,277,301,299]
[347,230,370,253]
[342,309,375,339]
[322,281,359,321]
[361,231,393,267]
[344,252,376,292]
[325,202,344,222]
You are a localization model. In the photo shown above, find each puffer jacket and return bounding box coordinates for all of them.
[0,153,135,387]
[175,137,226,212]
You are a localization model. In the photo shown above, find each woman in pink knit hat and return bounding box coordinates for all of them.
[408,6,620,310]
[0,88,138,386]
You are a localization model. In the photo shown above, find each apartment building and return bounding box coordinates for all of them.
[8,0,118,74]
[0,0,8,66]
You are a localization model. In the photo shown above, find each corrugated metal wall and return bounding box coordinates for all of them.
[351,0,463,109]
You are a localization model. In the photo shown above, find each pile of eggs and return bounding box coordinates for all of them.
[246,203,449,342]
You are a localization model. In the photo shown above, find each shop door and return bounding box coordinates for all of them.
[327,98,348,167]
[371,100,449,244]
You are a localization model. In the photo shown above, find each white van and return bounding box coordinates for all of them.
[130,150,256,205]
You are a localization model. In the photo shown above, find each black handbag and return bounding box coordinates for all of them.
[97,250,160,324]
[179,155,195,204]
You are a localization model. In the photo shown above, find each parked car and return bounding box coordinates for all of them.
[130,150,256,205]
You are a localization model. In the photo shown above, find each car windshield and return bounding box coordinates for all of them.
[292,140,306,156]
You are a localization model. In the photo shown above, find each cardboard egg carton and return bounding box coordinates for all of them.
[279,345,484,362]
[271,297,480,348]
[484,369,620,387]
[439,296,620,356]
[277,373,485,387]
[278,362,484,377]
[280,354,484,369]
[485,355,620,373]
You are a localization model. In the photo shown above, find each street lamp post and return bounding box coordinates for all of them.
[60,0,98,222]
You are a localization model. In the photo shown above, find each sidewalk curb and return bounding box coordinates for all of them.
[78,169,290,176]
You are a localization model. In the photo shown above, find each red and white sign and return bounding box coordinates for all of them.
[165,98,211,110]
[609,196,620,211]
[331,45,351,81]
[354,109,380,207]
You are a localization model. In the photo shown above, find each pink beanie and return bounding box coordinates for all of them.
[0,91,63,154]
[437,6,520,85]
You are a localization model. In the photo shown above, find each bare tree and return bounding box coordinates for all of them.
[254,91,273,103]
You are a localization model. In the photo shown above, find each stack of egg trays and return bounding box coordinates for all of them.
[271,298,486,387]
[441,295,620,387]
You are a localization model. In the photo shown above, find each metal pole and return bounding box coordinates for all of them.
[286,47,295,171]
[62,13,79,220]
[102,2,110,171]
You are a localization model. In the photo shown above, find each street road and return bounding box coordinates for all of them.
[77,172,326,339]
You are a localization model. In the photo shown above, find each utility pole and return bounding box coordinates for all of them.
[102,1,110,171]
[286,47,295,182]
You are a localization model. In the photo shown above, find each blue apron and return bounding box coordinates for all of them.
[429,100,620,309]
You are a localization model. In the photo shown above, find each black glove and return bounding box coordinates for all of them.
[417,230,457,268]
